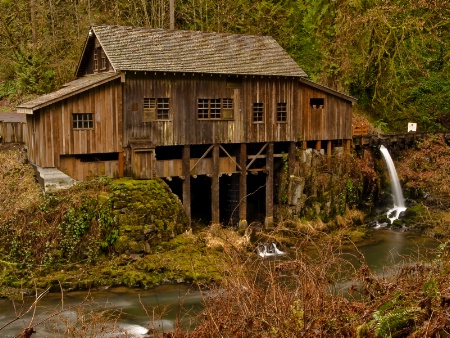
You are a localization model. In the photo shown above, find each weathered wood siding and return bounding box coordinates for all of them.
[299,87,352,141]
[0,122,26,143]
[122,73,352,148]
[26,79,122,169]
[60,156,119,180]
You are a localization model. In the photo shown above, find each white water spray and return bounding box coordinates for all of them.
[379,145,406,222]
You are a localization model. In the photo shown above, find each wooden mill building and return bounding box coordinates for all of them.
[17,25,355,226]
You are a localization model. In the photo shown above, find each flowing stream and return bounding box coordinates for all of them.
[0,147,436,337]
[379,145,407,222]
[0,231,439,338]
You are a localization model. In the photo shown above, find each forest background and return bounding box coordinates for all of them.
[0,0,449,132]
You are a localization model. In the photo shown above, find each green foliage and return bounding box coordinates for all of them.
[422,278,440,298]
[373,307,421,338]
[0,0,447,130]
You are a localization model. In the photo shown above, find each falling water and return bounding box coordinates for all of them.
[379,145,407,222]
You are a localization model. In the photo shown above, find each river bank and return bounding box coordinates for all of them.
[1,135,449,298]
[1,135,450,336]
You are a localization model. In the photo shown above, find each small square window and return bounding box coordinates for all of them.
[198,99,209,119]
[222,98,233,109]
[144,98,156,109]
[277,102,287,122]
[253,103,263,123]
[310,98,324,109]
[73,113,94,129]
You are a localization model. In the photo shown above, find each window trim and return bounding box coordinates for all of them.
[93,49,98,72]
[72,113,94,130]
[277,102,287,123]
[143,97,170,121]
[310,98,325,109]
[100,49,107,70]
[197,98,234,120]
[253,102,264,123]
[156,98,170,120]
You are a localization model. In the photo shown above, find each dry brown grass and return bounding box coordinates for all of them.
[0,148,42,224]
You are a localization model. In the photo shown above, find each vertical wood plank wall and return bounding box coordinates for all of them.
[0,122,26,143]
[26,79,122,170]
[122,73,353,149]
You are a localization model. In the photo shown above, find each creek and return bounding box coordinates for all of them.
[0,230,439,338]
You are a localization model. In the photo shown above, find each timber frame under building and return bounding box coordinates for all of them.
[17,25,356,227]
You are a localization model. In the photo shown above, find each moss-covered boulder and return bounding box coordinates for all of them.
[109,178,188,254]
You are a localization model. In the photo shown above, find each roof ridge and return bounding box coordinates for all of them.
[90,24,272,39]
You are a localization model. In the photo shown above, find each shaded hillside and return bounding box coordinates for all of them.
[0,1,449,131]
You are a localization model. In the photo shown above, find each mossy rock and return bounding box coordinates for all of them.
[391,219,403,228]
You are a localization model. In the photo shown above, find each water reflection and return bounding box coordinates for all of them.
[0,230,439,337]
[0,285,203,337]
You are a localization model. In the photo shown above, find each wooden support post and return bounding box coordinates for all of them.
[238,143,247,230]
[327,140,332,156]
[345,139,351,153]
[288,142,296,177]
[211,144,220,225]
[182,145,191,225]
[265,142,274,228]
[302,140,307,150]
[315,140,321,151]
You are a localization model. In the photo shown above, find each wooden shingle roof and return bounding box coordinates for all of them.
[85,25,308,77]
[17,73,121,114]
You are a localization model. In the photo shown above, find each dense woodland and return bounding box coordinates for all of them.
[0,0,449,132]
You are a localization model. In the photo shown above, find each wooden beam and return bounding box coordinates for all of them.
[190,144,214,172]
[182,145,191,225]
[265,142,274,228]
[246,143,268,170]
[219,144,241,170]
[239,143,247,229]
[211,144,220,224]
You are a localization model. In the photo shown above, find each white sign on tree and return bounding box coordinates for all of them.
[407,123,417,132]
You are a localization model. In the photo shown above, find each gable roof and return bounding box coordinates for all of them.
[299,78,357,103]
[76,25,308,78]
[17,73,121,114]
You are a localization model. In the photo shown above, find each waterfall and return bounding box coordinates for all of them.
[379,145,406,222]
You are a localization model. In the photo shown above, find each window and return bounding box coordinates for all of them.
[144,98,156,110]
[143,98,170,121]
[93,49,98,71]
[100,49,107,70]
[209,99,221,118]
[197,98,233,119]
[222,98,234,119]
[253,103,263,122]
[277,102,287,122]
[157,98,170,119]
[198,99,209,119]
[310,98,324,109]
[73,113,94,129]
[222,98,233,109]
